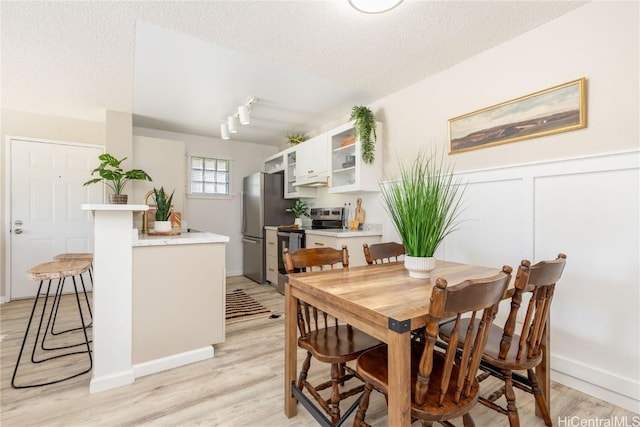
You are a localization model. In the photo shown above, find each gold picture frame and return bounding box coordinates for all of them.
[448,77,587,154]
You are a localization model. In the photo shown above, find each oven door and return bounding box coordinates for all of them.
[276,230,305,294]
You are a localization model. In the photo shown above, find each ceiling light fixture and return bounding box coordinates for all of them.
[238,96,258,125]
[348,0,403,14]
[228,115,238,133]
[220,96,258,140]
[220,123,230,140]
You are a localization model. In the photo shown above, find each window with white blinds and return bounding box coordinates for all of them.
[189,156,230,196]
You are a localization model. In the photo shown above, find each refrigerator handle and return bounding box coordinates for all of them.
[241,192,247,234]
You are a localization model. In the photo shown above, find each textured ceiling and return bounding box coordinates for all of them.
[1,1,587,146]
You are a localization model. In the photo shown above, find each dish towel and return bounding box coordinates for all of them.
[289,233,301,253]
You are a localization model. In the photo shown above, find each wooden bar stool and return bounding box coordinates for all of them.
[52,253,94,326]
[11,259,93,389]
[53,253,94,285]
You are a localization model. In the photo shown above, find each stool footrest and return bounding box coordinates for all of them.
[11,272,93,389]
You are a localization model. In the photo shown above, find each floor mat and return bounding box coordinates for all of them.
[225,289,272,324]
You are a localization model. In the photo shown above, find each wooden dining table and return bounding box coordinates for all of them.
[284,259,551,426]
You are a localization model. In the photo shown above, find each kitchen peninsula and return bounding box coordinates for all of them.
[82,204,229,394]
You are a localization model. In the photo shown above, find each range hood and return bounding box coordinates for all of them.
[292,171,329,187]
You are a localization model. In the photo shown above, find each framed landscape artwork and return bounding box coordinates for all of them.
[448,78,586,154]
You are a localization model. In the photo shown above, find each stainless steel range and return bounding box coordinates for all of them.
[275,207,345,294]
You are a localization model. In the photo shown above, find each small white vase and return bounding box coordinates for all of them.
[404,255,436,279]
[294,218,302,226]
[154,220,172,232]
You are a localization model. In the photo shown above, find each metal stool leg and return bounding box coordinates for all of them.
[11,279,48,388]
[41,277,92,351]
[12,274,93,389]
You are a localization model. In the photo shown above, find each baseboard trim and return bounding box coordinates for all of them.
[551,354,640,414]
[133,346,214,379]
[90,369,135,394]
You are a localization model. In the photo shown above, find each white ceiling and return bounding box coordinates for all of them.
[1,1,587,147]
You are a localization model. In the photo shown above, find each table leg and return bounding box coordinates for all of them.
[387,330,412,427]
[284,282,298,418]
[536,319,551,418]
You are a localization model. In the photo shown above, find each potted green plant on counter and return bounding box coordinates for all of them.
[83,153,152,204]
[380,150,466,278]
[286,199,310,227]
[350,105,377,164]
[153,187,175,232]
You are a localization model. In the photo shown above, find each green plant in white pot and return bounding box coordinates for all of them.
[83,153,152,204]
[380,150,466,278]
[286,199,310,226]
[153,187,174,232]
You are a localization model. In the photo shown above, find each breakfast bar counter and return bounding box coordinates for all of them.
[132,231,229,375]
[82,204,229,393]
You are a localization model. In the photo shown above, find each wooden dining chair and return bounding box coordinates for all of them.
[363,242,405,264]
[353,266,512,427]
[439,254,567,427]
[284,246,383,426]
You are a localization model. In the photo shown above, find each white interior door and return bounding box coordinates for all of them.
[10,139,103,299]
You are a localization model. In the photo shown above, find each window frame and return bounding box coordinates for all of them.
[187,154,233,199]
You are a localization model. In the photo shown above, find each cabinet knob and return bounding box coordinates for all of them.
[314,242,325,246]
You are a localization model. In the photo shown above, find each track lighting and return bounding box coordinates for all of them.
[219,96,258,140]
[220,123,230,140]
[238,105,250,125]
[228,115,238,133]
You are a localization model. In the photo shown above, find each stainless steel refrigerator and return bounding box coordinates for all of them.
[242,172,294,283]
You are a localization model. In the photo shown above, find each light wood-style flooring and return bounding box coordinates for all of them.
[1,276,636,426]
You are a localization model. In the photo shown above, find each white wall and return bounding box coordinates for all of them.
[307,1,639,412]
[133,127,278,276]
[131,135,186,233]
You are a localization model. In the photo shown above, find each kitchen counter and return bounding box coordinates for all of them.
[132,235,228,374]
[305,229,382,238]
[81,204,229,394]
[133,231,229,246]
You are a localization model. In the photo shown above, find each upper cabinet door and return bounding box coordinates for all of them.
[328,121,382,194]
[264,151,285,173]
[284,148,316,199]
[295,133,328,180]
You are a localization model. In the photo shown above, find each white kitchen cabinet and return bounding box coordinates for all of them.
[284,147,316,199]
[294,133,328,185]
[265,228,278,284]
[305,232,382,267]
[264,151,285,173]
[328,121,382,194]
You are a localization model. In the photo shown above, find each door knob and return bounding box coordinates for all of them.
[14,228,23,234]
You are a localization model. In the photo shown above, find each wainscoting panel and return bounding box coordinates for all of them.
[443,150,640,413]
[445,178,526,268]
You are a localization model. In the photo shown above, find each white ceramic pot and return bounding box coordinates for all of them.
[294,218,302,226]
[404,255,436,279]
[154,220,172,232]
